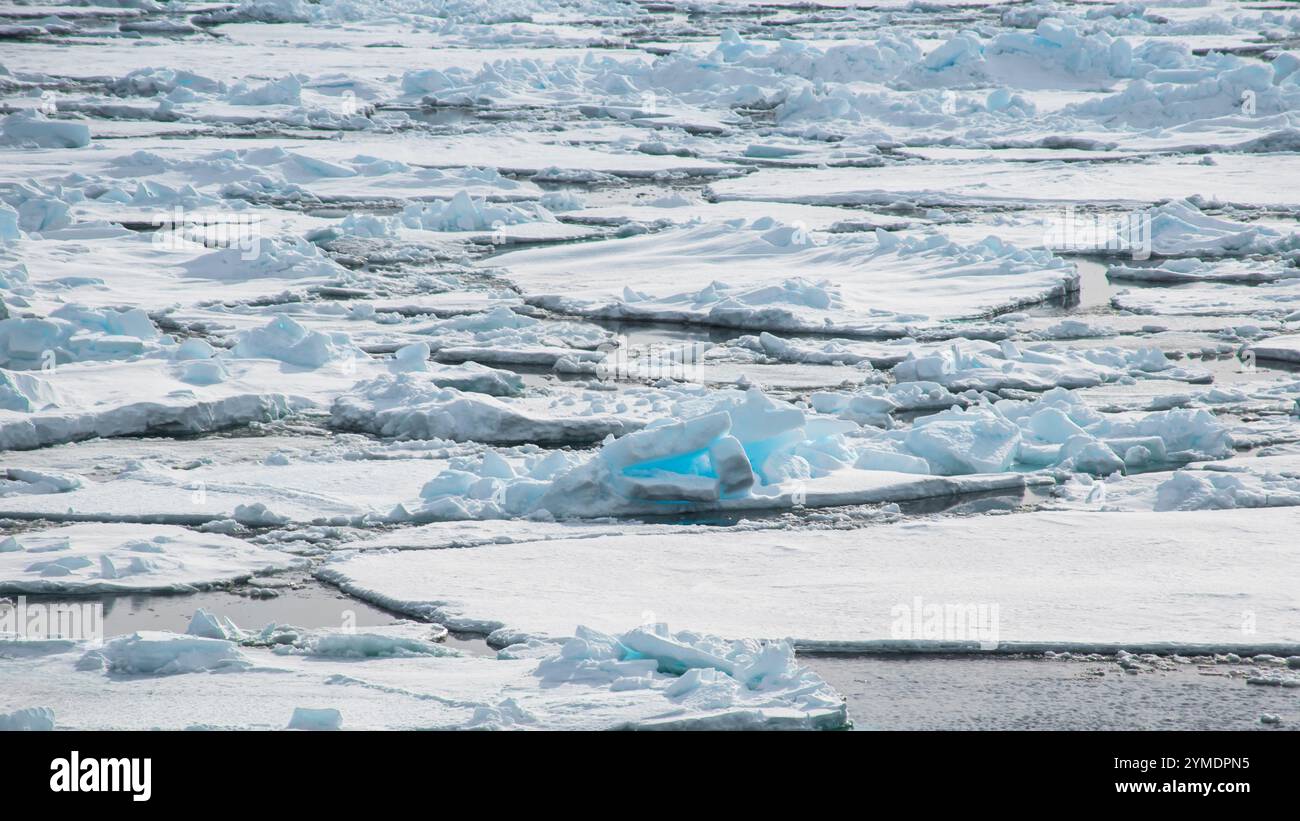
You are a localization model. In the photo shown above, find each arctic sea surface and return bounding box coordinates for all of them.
[2,0,1300,731]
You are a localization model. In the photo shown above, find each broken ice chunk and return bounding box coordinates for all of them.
[288,707,342,731]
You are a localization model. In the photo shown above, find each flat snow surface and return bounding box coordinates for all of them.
[317,509,1300,647]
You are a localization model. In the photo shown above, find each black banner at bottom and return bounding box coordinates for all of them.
[1,730,1289,806]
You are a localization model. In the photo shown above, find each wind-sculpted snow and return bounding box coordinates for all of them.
[1112,279,1300,317]
[491,220,1077,330]
[1130,199,1300,257]
[711,158,1300,210]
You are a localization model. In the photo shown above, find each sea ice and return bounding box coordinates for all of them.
[316,508,1300,649]
[0,622,849,730]
[0,523,302,595]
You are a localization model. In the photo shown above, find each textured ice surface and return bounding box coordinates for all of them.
[490,221,1078,330]
[318,509,1300,648]
[1052,449,1300,512]
[0,523,301,595]
[5,0,1300,731]
[0,623,849,730]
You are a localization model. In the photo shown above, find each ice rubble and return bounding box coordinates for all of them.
[1062,60,1300,128]
[0,367,62,412]
[820,383,1232,475]
[1054,456,1300,513]
[0,307,541,449]
[314,508,1300,648]
[400,191,556,233]
[377,384,1230,522]
[187,608,245,642]
[273,628,457,660]
[0,327,316,445]
[0,523,300,595]
[1,466,82,496]
[230,314,364,369]
[490,219,1077,331]
[0,305,163,369]
[82,632,252,675]
[180,235,343,283]
[0,707,56,731]
[389,19,1289,141]
[0,111,90,149]
[6,19,1297,162]
[0,357,317,451]
[288,707,343,731]
[2,623,848,730]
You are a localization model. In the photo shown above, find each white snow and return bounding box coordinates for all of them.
[0,623,849,730]
[490,220,1077,331]
[317,509,1300,649]
[1249,333,1300,364]
[0,523,301,595]
[4,0,1300,731]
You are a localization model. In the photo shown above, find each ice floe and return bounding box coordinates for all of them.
[0,523,301,595]
[316,508,1300,649]
[490,219,1077,332]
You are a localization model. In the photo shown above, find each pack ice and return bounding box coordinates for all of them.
[2,622,848,730]
[3,0,1300,731]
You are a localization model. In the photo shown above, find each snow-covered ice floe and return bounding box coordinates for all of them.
[0,523,302,595]
[487,220,1077,332]
[1111,279,1300,318]
[0,311,530,450]
[888,338,1211,392]
[0,623,848,730]
[1249,333,1300,364]
[317,509,1300,652]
